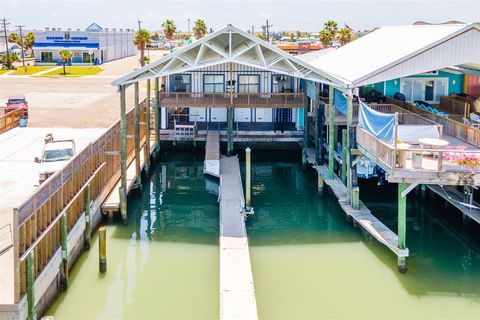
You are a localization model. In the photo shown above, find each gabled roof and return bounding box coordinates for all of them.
[112,24,346,88]
[309,23,480,88]
[85,23,103,32]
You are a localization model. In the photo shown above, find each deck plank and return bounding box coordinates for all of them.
[204,131,220,178]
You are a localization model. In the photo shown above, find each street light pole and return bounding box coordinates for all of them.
[16,25,26,71]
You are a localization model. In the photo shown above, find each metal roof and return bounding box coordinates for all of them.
[309,23,480,88]
[111,24,347,88]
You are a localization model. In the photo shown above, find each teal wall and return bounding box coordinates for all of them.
[368,70,464,98]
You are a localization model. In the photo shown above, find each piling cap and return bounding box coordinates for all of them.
[245,147,251,152]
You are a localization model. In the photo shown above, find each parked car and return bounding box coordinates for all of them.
[35,134,76,184]
[5,95,28,118]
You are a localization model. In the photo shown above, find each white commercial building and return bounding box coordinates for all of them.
[33,23,136,65]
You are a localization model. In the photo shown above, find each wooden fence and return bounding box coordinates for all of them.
[386,97,480,148]
[440,95,474,117]
[0,108,24,134]
[14,99,148,300]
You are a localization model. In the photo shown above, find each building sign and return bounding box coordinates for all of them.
[46,34,88,43]
[298,42,311,51]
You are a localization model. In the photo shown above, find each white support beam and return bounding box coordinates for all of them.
[401,183,418,198]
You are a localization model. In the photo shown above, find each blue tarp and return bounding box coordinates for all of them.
[333,89,347,116]
[358,100,395,142]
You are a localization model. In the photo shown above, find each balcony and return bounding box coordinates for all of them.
[159,92,305,109]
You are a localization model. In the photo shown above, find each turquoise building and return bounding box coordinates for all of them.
[367,69,464,103]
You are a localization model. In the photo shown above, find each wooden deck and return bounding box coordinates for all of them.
[219,156,258,320]
[204,131,220,178]
[101,139,155,213]
[427,185,480,225]
[307,149,408,258]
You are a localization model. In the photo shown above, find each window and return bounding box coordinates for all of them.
[238,75,259,93]
[424,80,434,101]
[204,74,224,92]
[41,52,53,62]
[170,74,191,92]
[272,74,292,93]
[435,80,446,102]
[401,78,448,103]
[83,52,92,63]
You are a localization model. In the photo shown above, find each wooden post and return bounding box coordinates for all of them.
[346,90,353,204]
[134,82,141,186]
[227,62,233,155]
[154,77,160,154]
[84,183,91,249]
[318,173,324,194]
[352,186,360,210]
[27,251,36,320]
[341,129,347,184]
[302,93,308,169]
[316,102,324,164]
[60,213,68,287]
[398,183,408,273]
[328,86,335,179]
[99,226,107,273]
[144,79,151,173]
[246,147,251,208]
[120,85,128,222]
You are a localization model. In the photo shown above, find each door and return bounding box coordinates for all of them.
[401,80,412,102]
[255,108,272,122]
[237,75,259,123]
[204,75,225,123]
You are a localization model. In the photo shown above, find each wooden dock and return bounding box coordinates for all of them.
[308,149,408,258]
[427,185,480,224]
[204,131,220,178]
[219,156,258,320]
[101,139,155,214]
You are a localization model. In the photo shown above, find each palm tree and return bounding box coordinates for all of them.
[324,20,338,35]
[337,27,355,46]
[58,49,72,75]
[318,29,333,47]
[193,19,207,39]
[8,33,20,45]
[134,29,151,66]
[1,52,19,69]
[162,19,177,50]
[24,32,35,57]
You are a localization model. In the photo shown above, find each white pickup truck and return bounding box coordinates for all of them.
[35,134,76,184]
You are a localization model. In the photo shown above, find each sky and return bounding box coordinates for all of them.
[1,0,479,32]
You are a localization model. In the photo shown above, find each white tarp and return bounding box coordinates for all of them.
[397,125,440,144]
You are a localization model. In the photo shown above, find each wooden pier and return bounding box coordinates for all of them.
[307,149,409,259]
[219,156,258,320]
[204,131,220,178]
[427,185,480,225]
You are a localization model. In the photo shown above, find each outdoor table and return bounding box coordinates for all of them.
[418,138,449,159]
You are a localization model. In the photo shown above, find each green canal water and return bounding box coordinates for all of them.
[47,150,480,319]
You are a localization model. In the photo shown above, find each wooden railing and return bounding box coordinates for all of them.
[440,95,474,117]
[14,99,148,299]
[0,107,24,134]
[357,127,480,177]
[386,97,480,148]
[160,92,305,108]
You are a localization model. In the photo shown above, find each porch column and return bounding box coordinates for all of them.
[154,77,160,154]
[144,79,151,173]
[346,90,353,204]
[227,107,233,155]
[302,93,308,169]
[328,86,335,179]
[120,85,128,222]
[134,82,141,186]
[398,183,408,272]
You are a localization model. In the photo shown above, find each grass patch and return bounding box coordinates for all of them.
[0,69,11,74]
[11,66,55,75]
[40,66,104,77]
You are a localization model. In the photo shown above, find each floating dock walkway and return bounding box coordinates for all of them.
[307,149,409,259]
[427,185,480,224]
[219,156,258,320]
[204,131,220,178]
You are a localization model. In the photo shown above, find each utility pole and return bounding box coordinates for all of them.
[188,18,191,34]
[137,19,141,31]
[1,18,10,68]
[251,25,254,35]
[16,25,26,71]
[261,20,273,43]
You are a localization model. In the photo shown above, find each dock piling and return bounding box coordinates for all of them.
[60,213,68,287]
[84,183,91,249]
[120,85,128,222]
[318,173,324,194]
[27,251,36,320]
[144,79,151,173]
[397,183,408,273]
[246,147,251,208]
[98,226,107,273]
[328,87,335,179]
[227,107,233,155]
[302,94,308,169]
[341,129,347,184]
[352,186,360,210]
[134,82,142,186]
[154,77,160,155]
